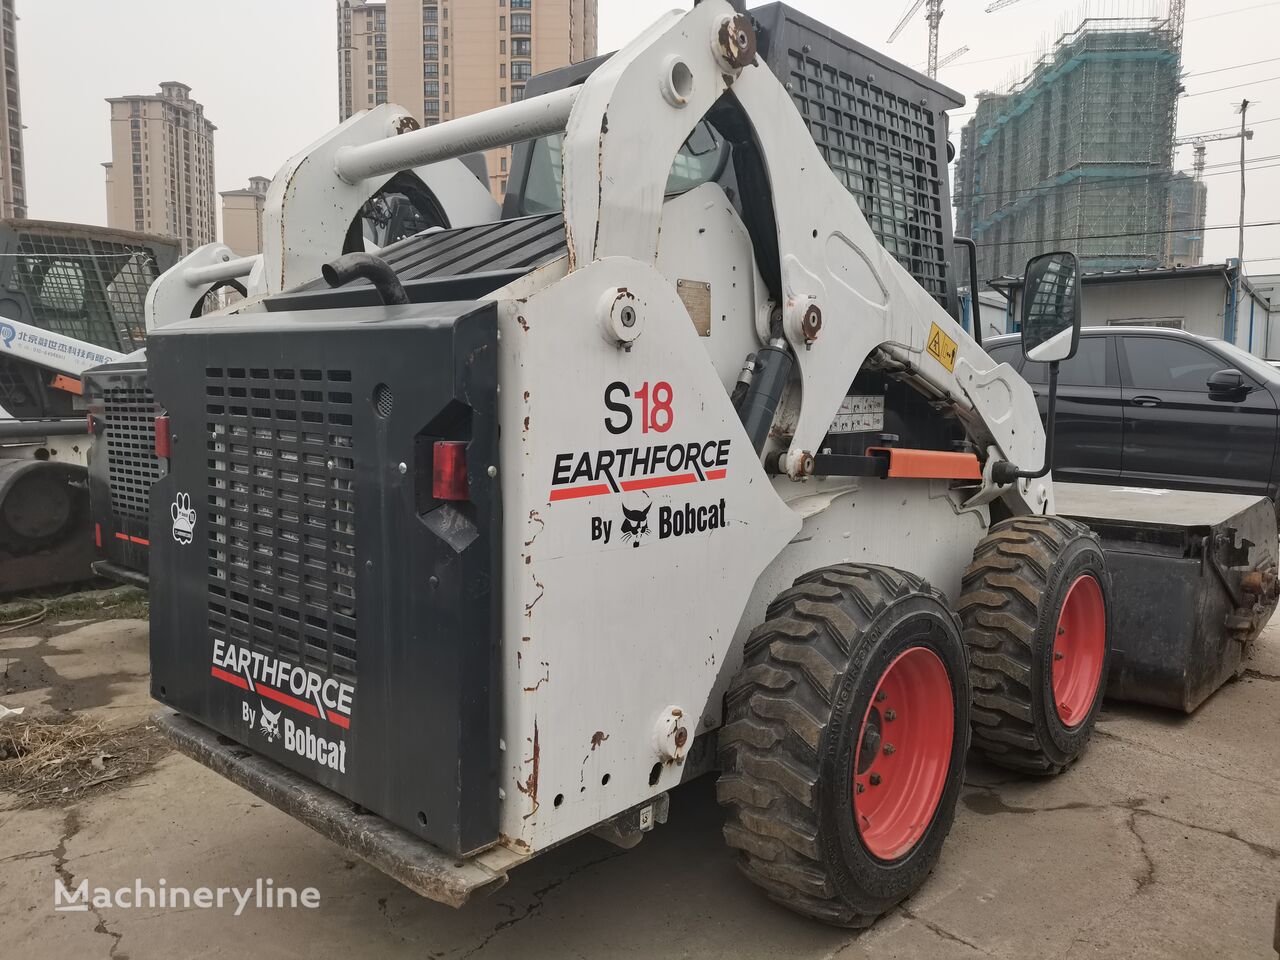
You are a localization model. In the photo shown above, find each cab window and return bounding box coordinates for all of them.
[1122,337,1231,392]
[517,122,728,216]
[1022,336,1109,387]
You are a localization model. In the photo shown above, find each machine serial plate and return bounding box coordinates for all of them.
[827,395,885,434]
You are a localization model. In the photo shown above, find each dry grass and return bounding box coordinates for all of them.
[0,715,168,807]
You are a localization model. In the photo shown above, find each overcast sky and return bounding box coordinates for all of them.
[16,0,1280,272]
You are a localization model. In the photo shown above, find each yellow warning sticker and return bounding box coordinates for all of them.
[926,322,958,372]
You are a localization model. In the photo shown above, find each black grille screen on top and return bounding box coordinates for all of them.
[204,367,358,681]
[787,57,947,303]
[751,2,965,315]
[103,384,161,520]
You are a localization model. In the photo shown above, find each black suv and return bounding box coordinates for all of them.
[986,326,1280,502]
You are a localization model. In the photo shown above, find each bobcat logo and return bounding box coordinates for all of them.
[170,492,196,545]
[258,704,282,742]
[620,501,652,547]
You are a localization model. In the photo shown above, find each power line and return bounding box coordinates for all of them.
[1183,56,1280,79]
[1184,74,1280,98]
[1189,1,1280,21]
[973,219,1280,249]
[955,156,1280,205]
[1182,116,1280,136]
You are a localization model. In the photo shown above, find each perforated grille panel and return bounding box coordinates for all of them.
[787,52,948,304]
[204,367,358,680]
[103,384,161,520]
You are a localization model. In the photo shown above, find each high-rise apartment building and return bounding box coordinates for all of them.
[338,1,389,120]
[220,176,271,258]
[0,0,27,218]
[339,0,597,197]
[104,82,217,254]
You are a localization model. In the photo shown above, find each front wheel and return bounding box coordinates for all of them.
[717,564,970,927]
[958,516,1112,774]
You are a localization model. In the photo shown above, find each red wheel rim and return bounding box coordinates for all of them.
[1052,574,1106,727]
[852,646,954,861]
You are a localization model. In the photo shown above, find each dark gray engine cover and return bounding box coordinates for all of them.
[148,302,501,856]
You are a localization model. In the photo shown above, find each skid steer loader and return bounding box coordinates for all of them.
[144,0,1278,928]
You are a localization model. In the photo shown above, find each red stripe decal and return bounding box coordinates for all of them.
[549,483,612,502]
[210,666,351,730]
[256,683,320,719]
[620,472,697,492]
[210,666,249,690]
[130,535,150,546]
[114,531,129,542]
[705,468,727,480]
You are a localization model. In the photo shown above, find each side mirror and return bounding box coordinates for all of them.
[1207,368,1249,397]
[991,251,1085,486]
[1021,251,1083,363]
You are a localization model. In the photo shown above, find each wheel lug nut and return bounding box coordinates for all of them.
[884,709,896,722]
[1058,626,1066,636]
[875,691,887,703]
[870,773,882,786]
[855,782,865,794]
[883,743,895,756]
[1054,651,1064,661]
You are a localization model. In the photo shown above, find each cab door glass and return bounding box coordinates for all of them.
[1057,336,1108,386]
[1019,336,1107,386]
[985,342,1023,370]
[1123,338,1228,391]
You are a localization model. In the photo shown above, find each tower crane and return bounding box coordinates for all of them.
[887,0,948,79]
[1175,129,1253,181]
[936,45,970,71]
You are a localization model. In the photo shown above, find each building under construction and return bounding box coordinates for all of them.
[1167,171,1207,267]
[954,15,1184,283]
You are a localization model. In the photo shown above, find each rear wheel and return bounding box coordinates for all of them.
[717,564,970,927]
[958,516,1111,774]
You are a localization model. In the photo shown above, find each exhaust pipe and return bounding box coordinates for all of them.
[322,253,410,306]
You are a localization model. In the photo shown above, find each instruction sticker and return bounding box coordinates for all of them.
[828,395,885,434]
[926,323,958,372]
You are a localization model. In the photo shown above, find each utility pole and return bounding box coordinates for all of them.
[1237,99,1250,274]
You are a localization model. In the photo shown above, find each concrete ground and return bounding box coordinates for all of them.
[1,614,1278,959]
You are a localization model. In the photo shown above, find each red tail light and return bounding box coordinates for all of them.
[154,415,171,459]
[432,441,470,501]
[86,413,95,435]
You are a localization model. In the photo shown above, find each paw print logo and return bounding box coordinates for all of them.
[170,492,196,546]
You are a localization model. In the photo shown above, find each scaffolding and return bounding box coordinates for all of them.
[953,14,1180,281]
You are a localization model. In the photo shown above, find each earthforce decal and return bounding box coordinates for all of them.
[210,639,353,732]
[171,492,196,545]
[590,497,727,546]
[591,498,653,547]
[620,501,652,545]
[257,703,282,741]
[550,379,731,501]
[243,700,347,773]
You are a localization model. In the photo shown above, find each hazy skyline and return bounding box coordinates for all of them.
[17,0,1280,272]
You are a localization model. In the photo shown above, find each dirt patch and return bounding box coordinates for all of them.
[0,714,169,807]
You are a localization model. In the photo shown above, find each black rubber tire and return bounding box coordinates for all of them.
[716,564,970,927]
[958,515,1112,775]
